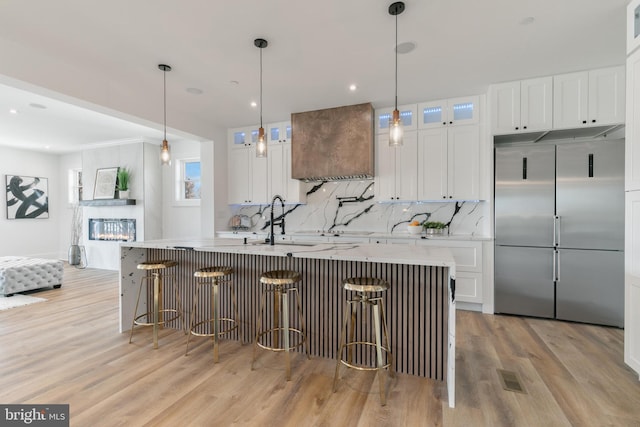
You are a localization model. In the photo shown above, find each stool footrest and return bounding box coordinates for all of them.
[338,342,392,371]
[188,318,238,337]
[133,309,181,327]
[255,327,306,352]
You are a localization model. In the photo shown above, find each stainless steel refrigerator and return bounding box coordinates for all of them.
[494,139,624,327]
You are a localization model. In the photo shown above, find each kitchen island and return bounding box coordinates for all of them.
[119,238,456,407]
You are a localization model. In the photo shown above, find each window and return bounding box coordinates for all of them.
[68,168,83,204]
[175,158,201,203]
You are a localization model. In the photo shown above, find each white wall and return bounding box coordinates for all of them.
[0,146,62,259]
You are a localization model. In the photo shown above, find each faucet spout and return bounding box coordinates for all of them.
[269,195,286,246]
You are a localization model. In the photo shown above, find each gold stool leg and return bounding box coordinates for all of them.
[252,286,268,370]
[129,276,146,344]
[293,288,310,359]
[212,278,220,363]
[282,288,291,381]
[373,301,386,406]
[348,298,357,365]
[185,282,200,356]
[153,272,162,350]
[333,299,351,392]
[380,299,394,379]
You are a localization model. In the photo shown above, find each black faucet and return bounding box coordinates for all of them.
[269,194,286,245]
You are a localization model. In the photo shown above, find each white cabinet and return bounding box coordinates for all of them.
[415,239,484,304]
[267,121,291,144]
[229,126,259,147]
[628,49,640,191]
[228,145,268,205]
[628,0,640,55]
[375,104,417,134]
[625,191,640,376]
[491,77,553,134]
[418,126,479,200]
[553,66,625,129]
[418,96,479,129]
[268,141,306,204]
[375,131,418,202]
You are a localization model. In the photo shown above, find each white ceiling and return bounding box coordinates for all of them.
[0,0,629,153]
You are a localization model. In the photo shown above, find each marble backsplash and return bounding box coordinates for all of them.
[229,180,489,236]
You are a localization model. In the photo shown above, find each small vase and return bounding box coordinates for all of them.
[68,244,82,265]
[118,190,130,200]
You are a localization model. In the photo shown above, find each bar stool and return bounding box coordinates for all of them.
[129,260,182,349]
[333,277,394,406]
[185,266,238,362]
[252,269,310,381]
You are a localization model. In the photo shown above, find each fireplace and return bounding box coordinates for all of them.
[89,218,136,242]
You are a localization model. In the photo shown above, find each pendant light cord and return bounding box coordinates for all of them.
[394,12,398,110]
[259,46,263,128]
[163,69,167,140]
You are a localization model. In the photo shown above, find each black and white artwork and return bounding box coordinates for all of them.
[93,167,118,199]
[5,175,49,219]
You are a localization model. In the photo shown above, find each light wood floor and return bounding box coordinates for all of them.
[0,265,639,426]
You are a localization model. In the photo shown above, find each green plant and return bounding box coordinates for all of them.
[422,221,446,229]
[117,168,130,191]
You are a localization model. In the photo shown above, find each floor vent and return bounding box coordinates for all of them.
[497,369,527,394]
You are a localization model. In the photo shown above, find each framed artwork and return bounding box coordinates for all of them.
[5,175,49,219]
[93,167,118,199]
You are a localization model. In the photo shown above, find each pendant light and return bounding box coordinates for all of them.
[255,38,268,158]
[389,2,405,147]
[158,64,172,165]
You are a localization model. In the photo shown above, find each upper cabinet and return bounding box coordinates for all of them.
[267,121,291,144]
[228,144,268,205]
[491,77,553,135]
[418,96,479,129]
[375,104,417,134]
[418,125,480,201]
[553,66,625,129]
[229,126,259,147]
[375,131,418,202]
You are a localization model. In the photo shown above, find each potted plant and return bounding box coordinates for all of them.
[116,167,130,199]
[422,221,447,235]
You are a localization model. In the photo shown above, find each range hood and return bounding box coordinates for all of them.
[291,103,374,182]
[493,124,625,145]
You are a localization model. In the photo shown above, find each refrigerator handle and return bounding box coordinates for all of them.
[553,250,557,281]
[553,215,559,247]
[556,250,560,282]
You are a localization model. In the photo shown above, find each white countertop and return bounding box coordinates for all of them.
[218,230,492,242]
[123,238,456,274]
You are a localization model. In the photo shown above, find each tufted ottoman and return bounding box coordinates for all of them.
[0,257,64,297]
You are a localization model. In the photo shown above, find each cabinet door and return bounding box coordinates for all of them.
[375,134,398,201]
[628,49,640,191]
[490,81,521,134]
[521,77,553,131]
[553,71,589,129]
[448,96,479,126]
[588,66,625,126]
[268,143,286,199]
[229,127,249,148]
[447,125,479,200]
[625,190,640,374]
[228,148,250,204]
[250,151,268,204]
[418,128,448,200]
[283,142,306,204]
[375,104,417,133]
[268,121,292,144]
[418,99,448,129]
[396,131,418,201]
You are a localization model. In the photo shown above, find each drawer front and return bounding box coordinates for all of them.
[455,272,482,303]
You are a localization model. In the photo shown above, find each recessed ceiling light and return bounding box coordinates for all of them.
[9,108,18,114]
[29,103,47,109]
[186,87,203,95]
[44,145,50,149]
[250,101,257,108]
[395,41,416,54]
[521,16,535,25]
[230,80,240,85]
[349,84,357,91]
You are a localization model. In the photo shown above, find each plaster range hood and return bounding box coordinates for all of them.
[291,103,374,182]
[493,124,625,145]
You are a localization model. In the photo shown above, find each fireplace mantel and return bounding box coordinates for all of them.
[79,199,136,207]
